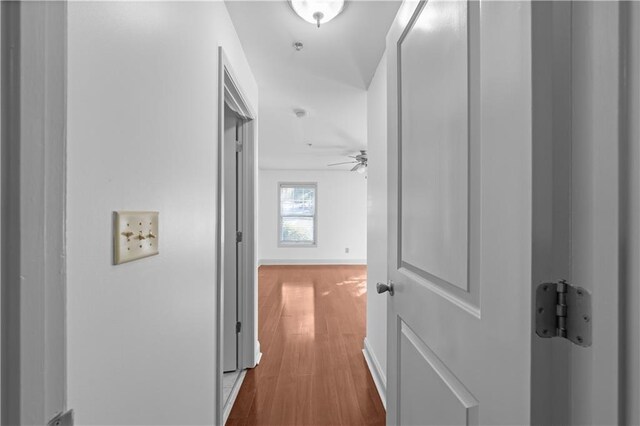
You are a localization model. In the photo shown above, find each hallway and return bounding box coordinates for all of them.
[227,265,385,425]
[5,1,640,424]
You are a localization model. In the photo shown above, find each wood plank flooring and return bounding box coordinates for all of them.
[227,265,385,425]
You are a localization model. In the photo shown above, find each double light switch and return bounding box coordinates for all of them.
[114,211,159,264]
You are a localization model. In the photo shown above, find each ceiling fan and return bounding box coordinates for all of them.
[328,150,368,174]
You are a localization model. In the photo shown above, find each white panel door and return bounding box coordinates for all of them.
[223,104,239,373]
[385,1,535,424]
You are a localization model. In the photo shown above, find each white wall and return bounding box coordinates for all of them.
[258,170,367,264]
[66,3,257,425]
[364,53,388,403]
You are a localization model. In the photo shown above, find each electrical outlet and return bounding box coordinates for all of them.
[113,211,159,264]
[345,247,350,254]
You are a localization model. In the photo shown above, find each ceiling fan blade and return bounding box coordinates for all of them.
[309,144,348,150]
[328,161,357,166]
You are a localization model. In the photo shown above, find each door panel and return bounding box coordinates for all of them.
[399,320,478,426]
[386,1,534,424]
[399,0,469,293]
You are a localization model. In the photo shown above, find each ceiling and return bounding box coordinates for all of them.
[225,0,400,170]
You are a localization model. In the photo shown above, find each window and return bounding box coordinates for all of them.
[279,183,317,246]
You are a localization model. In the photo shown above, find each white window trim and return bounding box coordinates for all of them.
[278,182,318,247]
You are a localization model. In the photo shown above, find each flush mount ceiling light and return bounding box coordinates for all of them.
[289,0,346,28]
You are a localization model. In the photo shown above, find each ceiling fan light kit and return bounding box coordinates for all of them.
[354,164,367,174]
[289,0,346,28]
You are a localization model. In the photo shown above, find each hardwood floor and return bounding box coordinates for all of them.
[227,265,385,425]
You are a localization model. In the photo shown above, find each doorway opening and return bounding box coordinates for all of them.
[222,102,245,408]
[216,48,259,425]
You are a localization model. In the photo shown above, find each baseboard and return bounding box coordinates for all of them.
[255,340,262,366]
[259,259,367,266]
[363,337,386,409]
[223,369,247,425]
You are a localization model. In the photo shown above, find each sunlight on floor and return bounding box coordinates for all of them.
[281,281,315,338]
[335,274,367,297]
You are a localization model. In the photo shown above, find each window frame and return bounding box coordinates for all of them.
[278,182,318,247]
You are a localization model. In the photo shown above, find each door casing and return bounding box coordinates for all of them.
[1,2,68,424]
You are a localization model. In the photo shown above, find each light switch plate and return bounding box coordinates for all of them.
[113,211,159,265]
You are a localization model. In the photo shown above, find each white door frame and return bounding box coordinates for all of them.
[529,2,573,423]
[529,2,639,423]
[1,2,68,425]
[1,4,4,421]
[215,47,259,426]
[623,3,640,423]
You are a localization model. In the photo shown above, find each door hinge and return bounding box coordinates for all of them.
[236,231,243,243]
[48,410,74,426]
[236,141,243,152]
[236,321,242,333]
[535,280,592,347]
